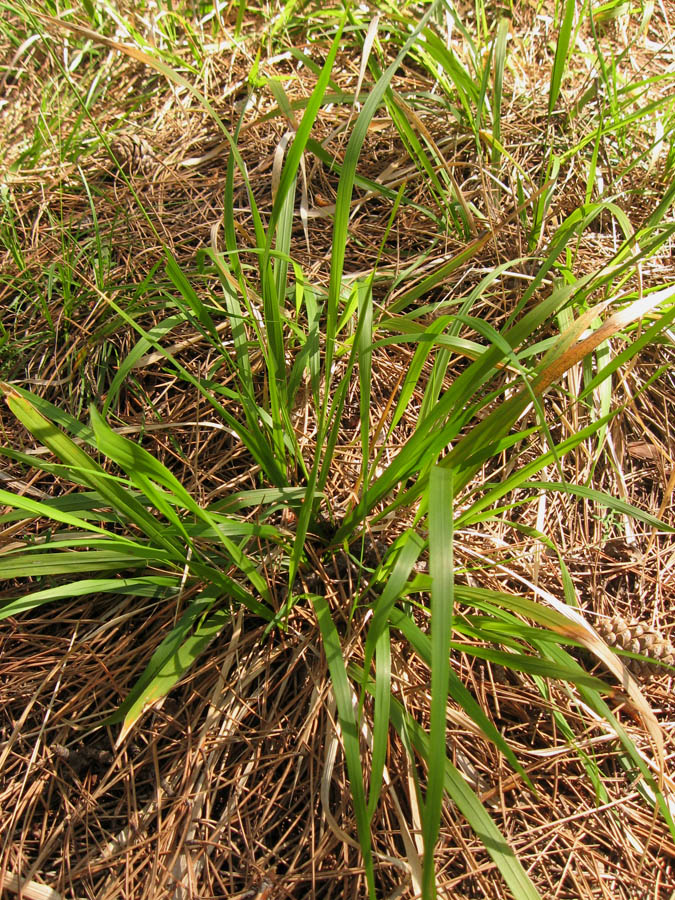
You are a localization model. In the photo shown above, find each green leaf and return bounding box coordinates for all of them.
[313,592,375,897]
[0,548,163,579]
[109,588,229,740]
[524,481,675,532]
[549,0,576,116]
[423,465,454,898]
[390,609,534,783]
[368,627,391,822]
[2,387,183,557]
[89,408,274,605]
[0,576,177,619]
[388,698,542,900]
[362,531,425,685]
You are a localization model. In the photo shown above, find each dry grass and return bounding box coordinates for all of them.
[2,2,675,898]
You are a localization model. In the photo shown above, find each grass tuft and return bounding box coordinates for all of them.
[2,1,675,897]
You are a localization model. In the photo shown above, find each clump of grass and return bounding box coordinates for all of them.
[2,1,675,898]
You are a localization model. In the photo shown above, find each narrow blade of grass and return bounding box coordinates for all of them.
[313,592,375,897]
[422,465,454,898]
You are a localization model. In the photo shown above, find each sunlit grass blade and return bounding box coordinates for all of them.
[358,277,374,485]
[411,24,479,127]
[93,292,288,485]
[0,576,177,619]
[264,21,345,251]
[0,548,167,578]
[109,589,230,742]
[367,626,391,822]
[2,385,183,556]
[491,15,509,173]
[422,465,454,898]
[323,1,439,388]
[362,531,425,687]
[389,609,532,784]
[165,250,217,338]
[89,407,274,607]
[523,481,675,533]
[337,269,594,538]
[578,289,675,400]
[206,248,295,469]
[0,488,133,540]
[543,642,675,834]
[455,585,666,778]
[254,18,346,453]
[102,313,184,417]
[388,697,542,900]
[548,0,577,116]
[313,592,375,897]
[438,286,675,494]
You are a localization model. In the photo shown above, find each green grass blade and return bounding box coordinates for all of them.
[578,290,675,400]
[102,313,184,417]
[0,576,177,619]
[367,626,391,822]
[362,531,425,687]
[548,0,576,116]
[389,698,542,900]
[165,250,217,338]
[491,16,509,172]
[389,609,533,784]
[0,487,134,540]
[89,408,274,605]
[0,548,164,579]
[313,592,375,898]
[358,282,373,491]
[324,1,439,386]
[2,386,183,557]
[108,588,230,741]
[524,481,675,532]
[422,465,454,898]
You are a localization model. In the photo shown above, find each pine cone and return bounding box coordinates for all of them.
[596,615,675,679]
[109,133,157,177]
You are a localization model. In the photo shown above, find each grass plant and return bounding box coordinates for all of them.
[2,0,675,897]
